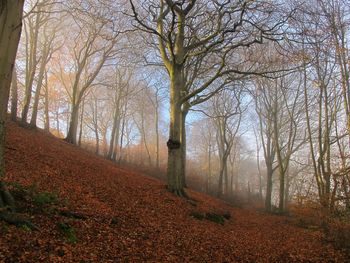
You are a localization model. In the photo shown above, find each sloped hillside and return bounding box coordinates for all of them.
[0,121,347,262]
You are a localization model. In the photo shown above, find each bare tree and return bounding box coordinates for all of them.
[106,68,132,160]
[254,79,277,212]
[21,1,51,123]
[129,0,292,196]
[207,89,242,197]
[62,2,122,144]
[29,4,62,127]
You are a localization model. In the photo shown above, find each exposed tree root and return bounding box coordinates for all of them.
[0,212,39,231]
[0,182,16,211]
[59,210,87,220]
[0,183,38,230]
[168,187,189,199]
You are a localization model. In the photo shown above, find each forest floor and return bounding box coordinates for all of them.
[0,121,348,262]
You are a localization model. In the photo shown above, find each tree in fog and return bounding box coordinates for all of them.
[130,0,292,196]
[206,89,243,197]
[62,1,122,144]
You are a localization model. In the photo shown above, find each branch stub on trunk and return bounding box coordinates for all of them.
[167,139,181,150]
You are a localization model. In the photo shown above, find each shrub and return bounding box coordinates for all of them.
[57,222,78,244]
[205,213,225,225]
[325,218,350,250]
[33,192,58,207]
[190,211,205,220]
[190,211,228,225]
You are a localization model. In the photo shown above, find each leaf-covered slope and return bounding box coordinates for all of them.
[0,121,347,262]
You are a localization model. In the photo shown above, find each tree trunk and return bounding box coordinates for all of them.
[180,104,189,188]
[0,0,25,209]
[29,72,44,127]
[155,99,160,169]
[92,98,99,154]
[30,47,48,127]
[224,157,228,195]
[140,110,152,166]
[78,99,85,147]
[217,159,224,197]
[21,10,41,123]
[107,95,121,160]
[118,102,128,164]
[206,143,211,194]
[102,129,108,156]
[166,67,186,196]
[55,110,60,135]
[278,168,285,213]
[218,154,228,197]
[284,169,290,211]
[43,75,50,131]
[265,163,273,212]
[10,67,18,121]
[112,122,120,161]
[66,104,79,144]
[94,127,99,154]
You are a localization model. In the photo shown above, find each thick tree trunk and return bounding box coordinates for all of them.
[0,0,25,209]
[217,154,228,197]
[10,67,18,121]
[180,105,189,188]
[166,67,186,196]
[66,104,79,144]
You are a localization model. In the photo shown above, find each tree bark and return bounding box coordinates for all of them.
[180,104,189,188]
[66,104,79,144]
[166,66,186,196]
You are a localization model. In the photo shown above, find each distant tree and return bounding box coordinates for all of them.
[10,67,19,121]
[208,89,242,197]
[63,2,121,144]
